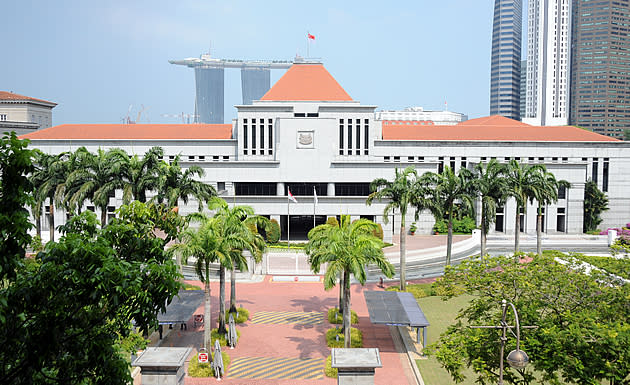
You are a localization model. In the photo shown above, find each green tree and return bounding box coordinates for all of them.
[65,147,129,226]
[208,198,267,331]
[367,166,420,290]
[583,179,609,232]
[169,216,227,349]
[121,146,164,203]
[0,202,183,384]
[31,151,69,242]
[155,155,216,210]
[505,160,545,252]
[530,169,570,255]
[306,215,395,347]
[429,254,630,385]
[422,166,475,266]
[472,159,508,256]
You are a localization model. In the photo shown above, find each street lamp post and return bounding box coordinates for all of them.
[471,299,535,385]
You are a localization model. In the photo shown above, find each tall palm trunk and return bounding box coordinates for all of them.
[480,205,487,256]
[514,204,521,253]
[342,269,351,348]
[536,207,543,256]
[229,267,237,314]
[100,206,107,228]
[400,219,407,291]
[36,211,42,239]
[446,209,454,266]
[218,266,227,334]
[48,198,55,242]
[338,273,344,314]
[204,263,211,350]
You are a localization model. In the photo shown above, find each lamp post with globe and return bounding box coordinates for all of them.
[472,299,535,385]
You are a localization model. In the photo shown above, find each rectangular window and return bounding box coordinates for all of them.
[251,119,257,155]
[222,156,229,161]
[364,119,369,155]
[285,183,328,196]
[306,113,319,117]
[394,156,400,162]
[235,182,277,196]
[268,119,273,155]
[294,113,306,117]
[339,120,344,155]
[213,156,219,161]
[603,158,609,192]
[356,122,361,152]
[0,114,6,121]
[592,158,599,183]
[243,121,248,154]
[450,157,455,170]
[438,157,444,174]
[461,157,467,169]
[217,182,226,192]
[198,156,205,161]
[408,156,414,162]
[260,120,265,151]
[558,186,567,199]
[188,155,195,161]
[335,183,371,196]
[347,119,353,154]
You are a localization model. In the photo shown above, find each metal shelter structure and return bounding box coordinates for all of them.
[364,291,430,348]
[156,290,204,339]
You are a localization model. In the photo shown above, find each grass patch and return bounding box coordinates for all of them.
[182,283,202,290]
[385,283,434,299]
[188,352,231,377]
[211,328,241,347]
[324,355,337,378]
[325,327,363,348]
[225,307,249,323]
[327,308,358,325]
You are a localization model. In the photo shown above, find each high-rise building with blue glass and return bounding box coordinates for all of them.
[490,0,522,120]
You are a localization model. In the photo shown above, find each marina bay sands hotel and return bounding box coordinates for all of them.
[170,54,294,123]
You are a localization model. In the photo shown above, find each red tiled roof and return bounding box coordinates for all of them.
[19,124,233,140]
[260,63,352,101]
[382,115,620,142]
[0,91,56,105]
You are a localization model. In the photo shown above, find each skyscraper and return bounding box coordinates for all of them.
[490,0,523,120]
[569,0,630,139]
[524,0,572,126]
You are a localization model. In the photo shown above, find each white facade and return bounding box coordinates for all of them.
[375,107,467,125]
[22,64,630,242]
[0,92,56,136]
[524,0,571,126]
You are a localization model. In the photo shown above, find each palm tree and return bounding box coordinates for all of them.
[530,169,570,255]
[472,159,509,256]
[367,166,419,291]
[169,218,227,349]
[207,198,267,333]
[422,166,475,266]
[155,155,216,210]
[31,151,69,242]
[121,146,164,203]
[65,147,129,226]
[306,216,395,348]
[505,160,545,253]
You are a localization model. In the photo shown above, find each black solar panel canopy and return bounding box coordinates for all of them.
[158,290,204,324]
[364,291,429,328]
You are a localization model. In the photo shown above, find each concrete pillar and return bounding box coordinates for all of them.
[327,182,335,196]
[331,348,382,385]
[277,182,285,196]
[133,347,192,385]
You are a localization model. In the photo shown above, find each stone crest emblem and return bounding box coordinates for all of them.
[296,130,315,148]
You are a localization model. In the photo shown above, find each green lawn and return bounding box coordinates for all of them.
[416,295,479,385]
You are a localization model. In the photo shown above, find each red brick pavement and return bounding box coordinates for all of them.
[155,277,415,385]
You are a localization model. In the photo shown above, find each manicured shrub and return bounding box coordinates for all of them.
[324,355,337,378]
[211,328,241,347]
[266,219,281,243]
[433,217,476,234]
[326,327,363,348]
[188,352,231,377]
[326,216,339,227]
[385,283,429,299]
[327,308,358,324]
[225,307,249,323]
[182,282,202,290]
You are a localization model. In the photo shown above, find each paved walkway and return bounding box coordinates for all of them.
[149,277,414,385]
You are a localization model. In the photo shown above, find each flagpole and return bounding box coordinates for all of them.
[313,187,316,229]
[287,193,290,250]
[307,32,310,58]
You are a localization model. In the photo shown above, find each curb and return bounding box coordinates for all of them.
[397,326,426,385]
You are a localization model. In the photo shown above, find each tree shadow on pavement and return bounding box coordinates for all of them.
[285,335,330,359]
[290,296,336,313]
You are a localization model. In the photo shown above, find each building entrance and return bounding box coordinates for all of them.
[280,215,328,241]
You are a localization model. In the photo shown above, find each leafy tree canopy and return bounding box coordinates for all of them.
[429,253,630,385]
[583,180,609,232]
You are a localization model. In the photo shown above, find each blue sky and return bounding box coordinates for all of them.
[2,1,513,125]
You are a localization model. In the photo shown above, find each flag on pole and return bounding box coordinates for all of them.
[308,33,315,40]
[288,189,298,203]
[313,187,318,206]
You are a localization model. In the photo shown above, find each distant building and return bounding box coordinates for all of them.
[524,0,571,126]
[569,0,630,139]
[520,60,527,120]
[0,91,56,136]
[375,107,467,126]
[490,0,522,120]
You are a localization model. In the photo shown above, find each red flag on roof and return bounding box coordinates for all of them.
[308,33,315,40]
